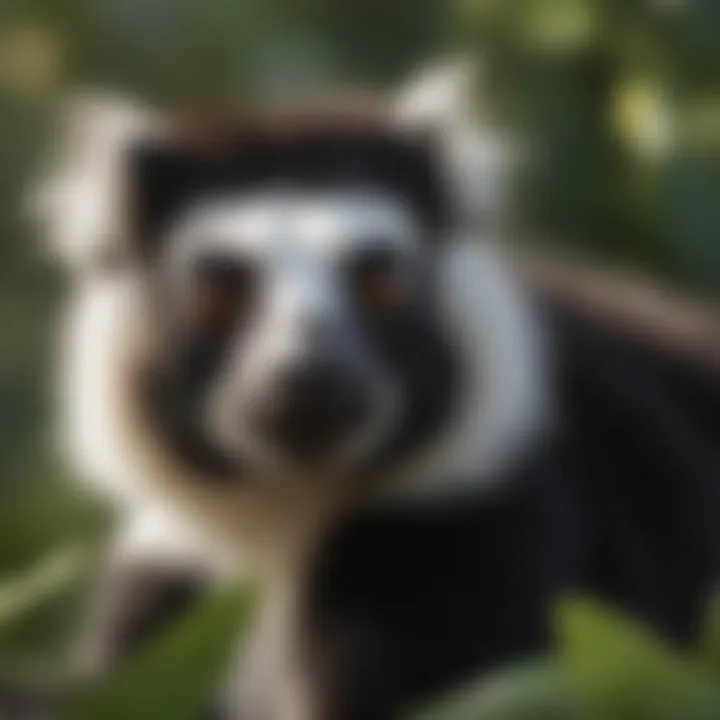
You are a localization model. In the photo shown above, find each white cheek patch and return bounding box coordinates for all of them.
[374,235,552,503]
[60,275,150,499]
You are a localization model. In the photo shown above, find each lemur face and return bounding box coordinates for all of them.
[144,189,458,480]
[127,125,460,482]
[41,68,545,510]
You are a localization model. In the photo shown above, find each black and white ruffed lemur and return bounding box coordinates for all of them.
[30,62,720,720]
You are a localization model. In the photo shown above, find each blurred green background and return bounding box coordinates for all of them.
[0,0,717,717]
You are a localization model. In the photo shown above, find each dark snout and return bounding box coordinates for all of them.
[252,352,371,459]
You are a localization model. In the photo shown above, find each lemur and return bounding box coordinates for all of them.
[30,63,720,720]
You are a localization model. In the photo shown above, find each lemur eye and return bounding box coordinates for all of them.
[346,245,410,319]
[187,255,257,332]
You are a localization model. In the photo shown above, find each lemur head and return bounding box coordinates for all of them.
[34,64,546,519]
[127,114,463,482]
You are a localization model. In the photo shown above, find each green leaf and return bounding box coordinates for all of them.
[0,545,87,637]
[64,584,257,720]
[557,595,717,720]
[411,658,579,720]
[698,588,720,675]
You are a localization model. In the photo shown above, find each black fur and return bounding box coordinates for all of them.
[294,301,720,720]
[127,124,452,257]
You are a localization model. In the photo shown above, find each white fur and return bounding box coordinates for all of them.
[391,58,515,227]
[375,234,551,503]
[28,93,164,270]
[165,189,421,264]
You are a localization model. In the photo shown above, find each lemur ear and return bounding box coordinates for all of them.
[391,58,515,231]
[27,92,162,271]
[394,57,477,130]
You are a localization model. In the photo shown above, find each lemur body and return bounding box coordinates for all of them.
[33,65,720,720]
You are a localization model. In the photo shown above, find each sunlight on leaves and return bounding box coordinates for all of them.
[610,75,675,163]
[0,21,66,99]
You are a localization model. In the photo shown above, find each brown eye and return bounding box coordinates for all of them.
[190,283,240,330]
[187,255,256,331]
[348,247,410,319]
[357,269,408,317]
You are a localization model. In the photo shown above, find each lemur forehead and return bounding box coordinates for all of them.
[165,189,421,264]
[129,105,452,248]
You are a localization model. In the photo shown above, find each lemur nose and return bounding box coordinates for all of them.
[276,354,358,411]
[275,315,348,398]
[255,348,369,457]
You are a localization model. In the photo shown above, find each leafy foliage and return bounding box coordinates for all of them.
[456,0,720,297]
[410,596,720,720]
[63,585,257,720]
